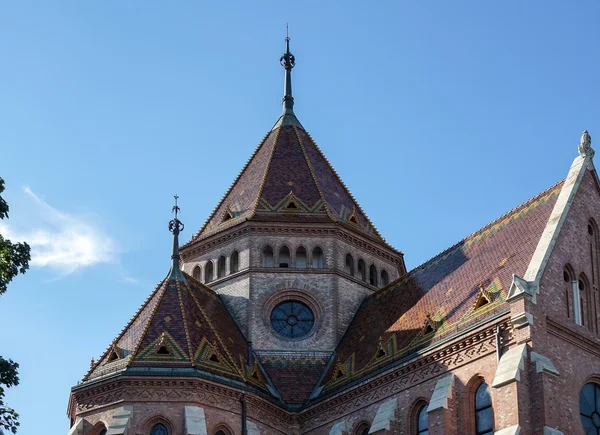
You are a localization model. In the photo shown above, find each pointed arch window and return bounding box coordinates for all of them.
[358,259,366,281]
[296,247,307,268]
[312,247,324,268]
[416,404,428,434]
[279,246,290,268]
[565,266,574,319]
[262,245,274,267]
[192,265,202,281]
[345,254,354,276]
[151,423,168,435]
[381,269,389,287]
[217,256,226,278]
[230,251,239,273]
[474,382,494,435]
[369,264,377,286]
[205,261,214,283]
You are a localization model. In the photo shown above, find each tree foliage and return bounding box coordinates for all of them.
[0,177,30,433]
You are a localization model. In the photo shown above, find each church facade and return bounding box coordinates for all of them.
[67,39,600,435]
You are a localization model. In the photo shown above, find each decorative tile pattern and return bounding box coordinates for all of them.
[319,181,564,393]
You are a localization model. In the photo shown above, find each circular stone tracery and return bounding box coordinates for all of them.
[270,300,314,338]
[581,383,600,433]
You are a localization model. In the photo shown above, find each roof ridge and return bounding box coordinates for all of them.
[176,280,195,366]
[303,130,387,243]
[292,125,338,223]
[248,126,283,221]
[188,130,272,244]
[84,278,168,380]
[389,178,566,286]
[126,279,170,367]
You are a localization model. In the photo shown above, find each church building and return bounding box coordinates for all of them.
[67,38,600,435]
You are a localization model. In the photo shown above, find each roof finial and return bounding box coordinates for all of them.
[280,26,295,114]
[167,195,186,281]
[578,130,594,158]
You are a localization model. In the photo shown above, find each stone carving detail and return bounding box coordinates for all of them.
[579,130,594,157]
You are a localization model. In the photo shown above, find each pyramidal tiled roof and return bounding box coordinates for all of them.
[187,123,385,243]
[84,274,268,392]
[315,180,564,397]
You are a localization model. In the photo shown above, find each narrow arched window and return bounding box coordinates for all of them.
[230,251,239,273]
[312,247,324,268]
[205,262,214,283]
[217,256,226,278]
[193,265,201,281]
[279,246,290,268]
[416,404,428,434]
[354,422,370,435]
[381,269,389,287]
[296,247,307,268]
[262,245,274,267]
[579,277,588,327]
[369,264,377,286]
[474,382,493,435]
[358,259,366,281]
[151,423,169,435]
[345,254,354,276]
[564,268,572,319]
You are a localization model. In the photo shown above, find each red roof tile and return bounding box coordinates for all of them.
[260,356,328,404]
[318,180,564,395]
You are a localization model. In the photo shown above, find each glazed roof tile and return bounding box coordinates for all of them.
[186,124,385,244]
[317,180,564,396]
[260,356,329,404]
[85,274,268,393]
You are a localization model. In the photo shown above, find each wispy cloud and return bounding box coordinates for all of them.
[0,187,118,276]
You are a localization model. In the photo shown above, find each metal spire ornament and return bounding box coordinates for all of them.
[167,195,187,281]
[272,27,304,130]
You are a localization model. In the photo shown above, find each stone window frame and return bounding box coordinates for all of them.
[278,245,292,268]
[230,250,240,273]
[295,245,308,268]
[311,245,325,269]
[205,260,215,283]
[261,244,275,267]
[217,255,226,279]
[262,289,323,342]
[192,264,202,282]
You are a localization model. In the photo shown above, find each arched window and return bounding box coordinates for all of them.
[578,276,589,327]
[580,382,600,434]
[358,259,366,281]
[564,267,574,319]
[296,247,307,268]
[381,269,389,287]
[193,265,201,281]
[589,220,599,287]
[312,247,324,268]
[262,245,274,267]
[205,261,214,283]
[474,382,493,435]
[416,404,428,434]
[345,254,354,276]
[279,246,290,268]
[353,422,370,435]
[217,256,226,278]
[369,264,377,286]
[230,251,239,273]
[151,423,169,435]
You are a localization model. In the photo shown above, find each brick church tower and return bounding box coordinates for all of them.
[67,38,600,435]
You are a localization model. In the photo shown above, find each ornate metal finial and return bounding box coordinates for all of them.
[167,195,186,282]
[168,194,184,235]
[280,25,295,70]
[579,130,594,157]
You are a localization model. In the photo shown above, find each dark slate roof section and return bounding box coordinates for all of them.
[84,274,270,394]
[260,356,329,404]
[186,124,386,244]
[316,180,564,396]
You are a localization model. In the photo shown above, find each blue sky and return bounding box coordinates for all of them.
[1,1,599,433]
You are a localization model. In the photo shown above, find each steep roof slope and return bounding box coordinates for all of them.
[186,124,384,243]
[317,180,564,396]
[84,274,268,392]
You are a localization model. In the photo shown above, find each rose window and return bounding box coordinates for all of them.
[270,300,314,338]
